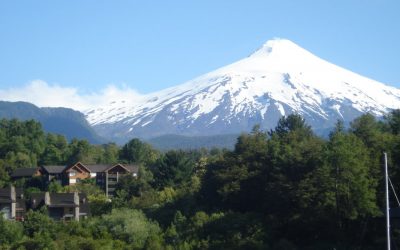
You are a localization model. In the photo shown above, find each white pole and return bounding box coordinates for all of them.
[385,152,391,250]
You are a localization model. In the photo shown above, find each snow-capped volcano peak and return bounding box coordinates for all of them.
[85,39,400,142]
[250,38,303,57]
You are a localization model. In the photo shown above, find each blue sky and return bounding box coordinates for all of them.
[0,1,399,109]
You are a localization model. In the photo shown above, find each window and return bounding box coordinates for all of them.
[69,171,76,177]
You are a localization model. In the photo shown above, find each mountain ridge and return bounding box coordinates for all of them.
[0,101,104,144]
[85,38,400,143]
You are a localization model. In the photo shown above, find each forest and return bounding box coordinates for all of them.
[1,111,400,249]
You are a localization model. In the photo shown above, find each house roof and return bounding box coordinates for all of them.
[48,193,77,207]
[0,188,12,203]
[10,168,38,178]
[86,163,139,173]
[85,164,112,173]
[30,192,89,213]
[64,162,91,174]
[41,165,66,174]
[123,164,139,173]
[0,187,24,203]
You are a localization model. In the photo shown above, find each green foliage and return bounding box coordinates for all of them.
[2,112,400,249]
[40,133,68,165]
[0,215,24,246]
[327,131,380,220]
[23,187,42,200]
[66,139,92,164]
[385,109,400,135]
[94,208,163,248]
[116,165,154,198]
[0,160,10,187]
[47,180,64,193]
[15,232,57,250]
[23,209,57,237]
[0,119,45,168]
[100,143,120,164]
[151,150,195,189]
[120,138,158,165]
[63,181,104,196]
[88,193,112,216]
[270,113,312,137]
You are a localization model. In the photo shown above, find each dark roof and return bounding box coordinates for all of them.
[123,164,139,173]
[10,168,38,178]
[85,164,112,173]
[30,192,88,210]
[41,165,66,174]
[0,187,24,203]
[65,162,92,173]
[48,193,77,207]
[72,163,138,173]
[0,187,12,203]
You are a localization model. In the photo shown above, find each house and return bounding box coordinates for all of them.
[0,186,26,221]
[40,165,66,184]
[0,186,90,222]
[86,164,138,197]
[38,162,139,197]
[10,167,41,181]
[30,192,89,221]
[62,162,92,185]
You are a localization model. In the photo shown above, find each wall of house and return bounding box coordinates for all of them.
[0,204,12,219]
[68,171,90,185]
[48,207,64,220]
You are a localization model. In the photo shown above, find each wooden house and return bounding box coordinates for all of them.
[30,192,89,221]
[63,162,92,185]
[37,162,139,197]
[86,164,138,197]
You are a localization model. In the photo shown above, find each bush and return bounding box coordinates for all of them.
[94,208,164,248]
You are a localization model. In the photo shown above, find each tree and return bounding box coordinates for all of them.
[270,113,312,138]
[23,209,57,237]
[327,130,380,223]
[0,215,24,246]
[385,109,400,135]
[115,165,154,198]
[151,150,195,189]
[93,208,163,248]
[40,133,68,165]
[102,143,119,164]
[66,139,92,164]
[350,113,382,149]
[119,138,158,166]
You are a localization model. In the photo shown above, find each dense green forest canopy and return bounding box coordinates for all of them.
[1,112,400,249]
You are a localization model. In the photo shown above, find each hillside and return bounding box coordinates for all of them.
[0,101,104,144]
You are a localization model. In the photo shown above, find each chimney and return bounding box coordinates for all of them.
[10,186,16,219]
[73,192,79,205]
[45,192,50,206]
[74,192,79,221]
[10,186,16,202]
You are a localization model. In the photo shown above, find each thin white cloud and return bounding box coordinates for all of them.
[0,80,143,111]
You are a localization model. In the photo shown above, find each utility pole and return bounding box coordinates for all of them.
[384,152,391,250]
